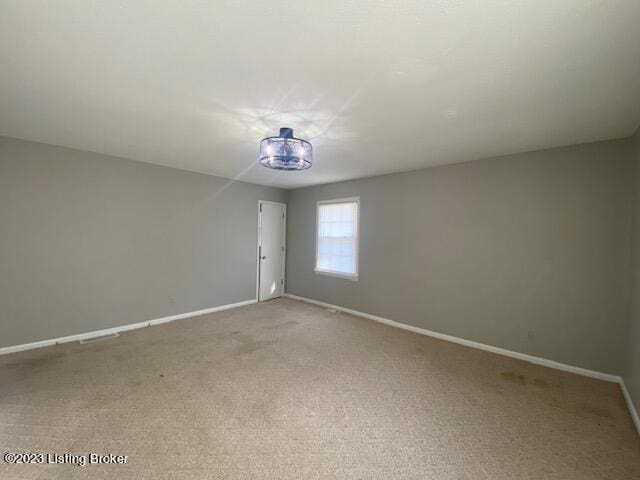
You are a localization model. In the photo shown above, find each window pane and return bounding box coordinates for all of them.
[316,201,358,276]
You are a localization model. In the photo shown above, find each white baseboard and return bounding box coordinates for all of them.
[620,380,640,436]
[283,293,620,383]
[284,293,640,435]
[0,299,257,356]
[146,299,256,326]
[284,293,640,436]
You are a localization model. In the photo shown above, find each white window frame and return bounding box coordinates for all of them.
[315,197,360,281]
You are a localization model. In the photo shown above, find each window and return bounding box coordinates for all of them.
[315,198,359,280]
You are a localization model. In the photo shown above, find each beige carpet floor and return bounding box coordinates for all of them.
[0,297,638,479]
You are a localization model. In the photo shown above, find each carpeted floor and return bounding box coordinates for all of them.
[0,297,638,479]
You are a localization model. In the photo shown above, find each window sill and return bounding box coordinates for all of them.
[314,269,359,281]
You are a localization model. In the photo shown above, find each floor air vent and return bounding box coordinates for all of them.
[79,332,119,344]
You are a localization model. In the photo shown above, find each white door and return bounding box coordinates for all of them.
[258,201,286,301]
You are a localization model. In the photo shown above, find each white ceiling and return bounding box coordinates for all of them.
[1,1,640,189]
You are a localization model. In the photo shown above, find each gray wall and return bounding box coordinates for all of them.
[626,127,640,412]
[286,139,634,374]
[0,137,286,348]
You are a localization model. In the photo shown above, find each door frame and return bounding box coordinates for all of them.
[256,200,287,301]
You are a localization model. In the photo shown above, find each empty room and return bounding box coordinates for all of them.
[1,1,640,478]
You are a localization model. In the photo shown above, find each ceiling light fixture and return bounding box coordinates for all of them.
[259,127,312,170]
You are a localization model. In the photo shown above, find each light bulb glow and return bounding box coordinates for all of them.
[258,127,313,170]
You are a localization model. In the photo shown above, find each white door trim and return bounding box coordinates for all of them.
[257,200,287,301]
